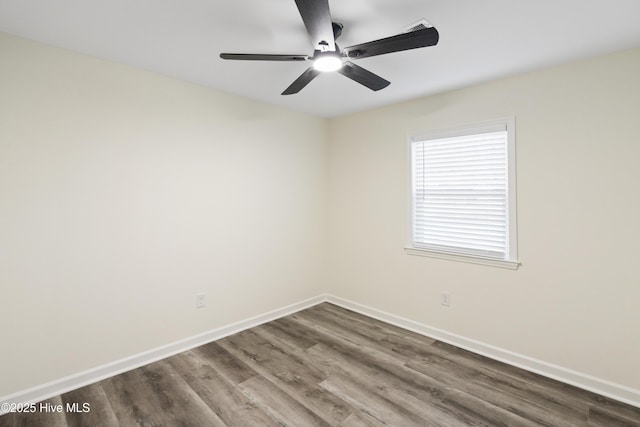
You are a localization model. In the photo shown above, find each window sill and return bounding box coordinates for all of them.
[404,247,521,270]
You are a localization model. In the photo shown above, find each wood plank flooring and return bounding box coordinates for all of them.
[1,303,639,426]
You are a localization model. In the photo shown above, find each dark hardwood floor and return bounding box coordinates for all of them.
[1,303,639,426]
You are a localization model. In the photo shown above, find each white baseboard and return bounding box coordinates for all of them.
[2,293,638,414]
[324,294,640,409]
[0,294,325,414]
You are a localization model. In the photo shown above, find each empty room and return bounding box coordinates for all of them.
[1,0,639,425]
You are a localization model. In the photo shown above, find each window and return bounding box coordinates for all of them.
[406,118,519,269]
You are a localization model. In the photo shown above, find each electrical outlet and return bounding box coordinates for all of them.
[441,292,451,307]
[195,293,206,309]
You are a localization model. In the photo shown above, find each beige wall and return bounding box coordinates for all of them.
[0,32,328,396]
[327,48,640,390]
[2,28,639,399]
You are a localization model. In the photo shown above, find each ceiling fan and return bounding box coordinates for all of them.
[220,0,439,95]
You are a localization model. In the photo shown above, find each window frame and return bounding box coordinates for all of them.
[405,117,520,270]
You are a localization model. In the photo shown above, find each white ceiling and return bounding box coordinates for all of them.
[1,0,640,118]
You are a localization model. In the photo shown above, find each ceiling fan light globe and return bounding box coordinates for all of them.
[313,55,343,72]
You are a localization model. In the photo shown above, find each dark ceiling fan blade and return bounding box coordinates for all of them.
[338,61,390,91]
[220,53,309,61]
[294,0,336,51]
[282,67,321,95]
[344,27,439,59]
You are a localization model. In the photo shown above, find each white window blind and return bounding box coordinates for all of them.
[411,124,514,261]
